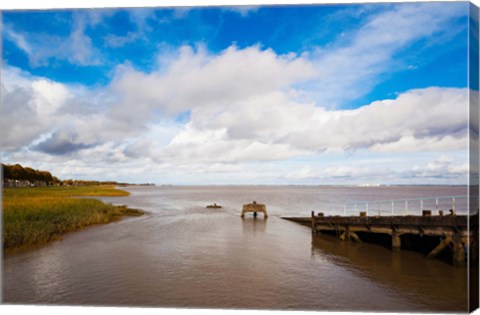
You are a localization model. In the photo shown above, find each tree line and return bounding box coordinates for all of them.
[2,163,59,184]
[2,163,136,186]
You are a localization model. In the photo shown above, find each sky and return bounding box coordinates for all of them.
[0,1,474,185]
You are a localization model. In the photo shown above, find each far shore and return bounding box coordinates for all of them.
[2,185,146,252]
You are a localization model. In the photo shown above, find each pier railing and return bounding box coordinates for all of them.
[342,195,476,216]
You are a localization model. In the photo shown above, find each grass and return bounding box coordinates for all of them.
[2,186,144,250]
[3,185,131,198]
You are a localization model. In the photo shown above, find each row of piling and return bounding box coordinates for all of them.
[304,210,477,267]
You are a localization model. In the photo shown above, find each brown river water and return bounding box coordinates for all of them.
[2,185,471,311]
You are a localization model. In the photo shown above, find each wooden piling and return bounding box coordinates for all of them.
[311,211,315,234]
[283,213,477,267]
[349,231,362,243]
[426,237,452,259]
[391,232,401,251]
[453,233,466,267]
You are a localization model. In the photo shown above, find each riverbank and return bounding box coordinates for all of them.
[2,186,145,251]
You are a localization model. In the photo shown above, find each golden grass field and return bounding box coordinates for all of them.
[3,186,144,250]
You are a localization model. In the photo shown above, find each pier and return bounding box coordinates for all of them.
[283,195,478,267]
[241,201,268,218]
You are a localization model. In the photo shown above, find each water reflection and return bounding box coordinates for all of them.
[241,217,267,235]
[310,233,468,311]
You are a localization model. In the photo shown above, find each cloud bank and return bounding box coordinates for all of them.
[1,3,470,184]
[1,43,469,184]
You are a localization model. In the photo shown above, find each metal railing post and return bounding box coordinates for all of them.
[391,201,394,216]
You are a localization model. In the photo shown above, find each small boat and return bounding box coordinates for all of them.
[206,203,222,209]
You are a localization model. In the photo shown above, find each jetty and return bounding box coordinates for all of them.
[241,201,268,218]
[283,195,478,267]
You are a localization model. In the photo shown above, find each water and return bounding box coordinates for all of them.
[2,185,470,311]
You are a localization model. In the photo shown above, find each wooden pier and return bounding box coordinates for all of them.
[283,211,478,267]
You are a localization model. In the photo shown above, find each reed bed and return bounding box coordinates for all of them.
[3,185,131,198]
[3,186,143,250]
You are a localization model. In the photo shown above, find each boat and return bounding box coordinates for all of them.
[206,203,222,209]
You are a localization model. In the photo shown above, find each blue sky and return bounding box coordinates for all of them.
[3,5,468,98]
[1,2,474,184]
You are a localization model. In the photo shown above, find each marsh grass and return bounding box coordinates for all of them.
[3,186,144,250]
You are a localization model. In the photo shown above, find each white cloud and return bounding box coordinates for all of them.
[406,156,468,180]
[104,32,140,48]
[1,3,471,185]
[369,135,466,153]
[171,86,467,158]
[127,8,158,31]
[1,66,113,152]
[282,153,468,185]
[304,2,466,107]
[3,12,101,67]
[224,5,259,17]
[102,8,162,48]
[31,80,71,117]
[1,34,470,184]
[286,164,377,181]
[68,14,99,65]
[110,45,316,116]
[4,27,33,55]
[2,67,64,150]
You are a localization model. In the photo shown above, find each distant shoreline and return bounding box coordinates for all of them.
[142,184,469,187]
